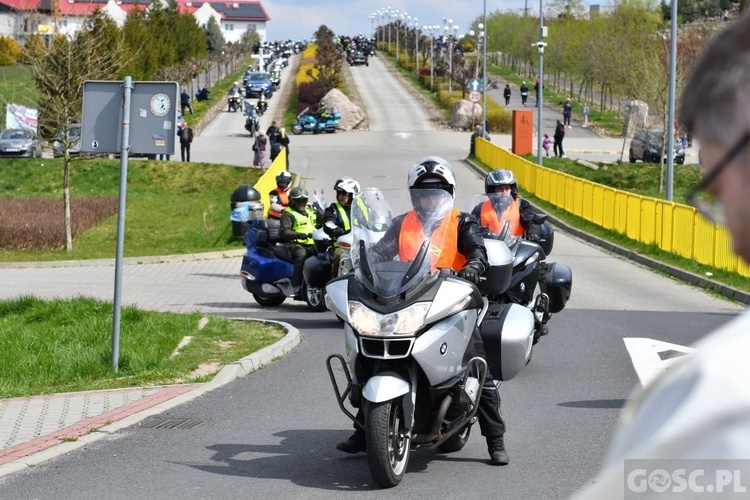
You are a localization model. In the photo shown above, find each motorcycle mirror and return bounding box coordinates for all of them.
[533,213,548,225]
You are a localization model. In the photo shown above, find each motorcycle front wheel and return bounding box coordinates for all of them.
[366,399,410,488]
[304,283,327,312]
[292,124,303,135]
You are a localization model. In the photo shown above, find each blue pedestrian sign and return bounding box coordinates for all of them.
[469,78,483,92]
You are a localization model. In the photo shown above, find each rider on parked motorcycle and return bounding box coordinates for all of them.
[323,177,363,277]
[229,81,242,95]
[473,169,550,338]
[268,171,292,220]
[336,157,510,466]
[471,169,543,241]
[279,187,323,295]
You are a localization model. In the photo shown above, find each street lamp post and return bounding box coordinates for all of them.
[414,20,420,78]
[426,25,437,89]
[469,26,484,129]
[533,1,547,166]
[450,25,458,93]
[388,9,396,55]
[482,0,488,136]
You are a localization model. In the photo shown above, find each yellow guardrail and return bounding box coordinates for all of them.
[475,138,750,278]
[254,149,287,218]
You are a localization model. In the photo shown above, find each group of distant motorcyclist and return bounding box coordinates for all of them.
[262,155,548,467]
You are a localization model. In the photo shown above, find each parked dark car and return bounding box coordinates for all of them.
[0,128,44,158]
[348,51,369,67]
[243,71,274,98]
[629,129,685,165]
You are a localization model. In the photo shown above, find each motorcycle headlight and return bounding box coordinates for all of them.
[348,301,430,337]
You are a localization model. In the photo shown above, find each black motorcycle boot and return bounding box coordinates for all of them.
[336,430,366,454]
[487,436,510,466]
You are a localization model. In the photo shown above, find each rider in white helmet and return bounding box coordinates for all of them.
[324,177,362,278]
[336,157,511,466]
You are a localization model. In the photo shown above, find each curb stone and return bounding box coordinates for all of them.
[0,319,301,478]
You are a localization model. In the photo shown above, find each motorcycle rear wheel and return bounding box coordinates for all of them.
[304,283,327,312]
[252,292,285,307]
[438,423,472,452]
[366,399,410,488]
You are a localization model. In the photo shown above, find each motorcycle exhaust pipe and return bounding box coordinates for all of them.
[412,395,453,444]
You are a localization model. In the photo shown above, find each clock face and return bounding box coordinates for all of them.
[149,92,171,117]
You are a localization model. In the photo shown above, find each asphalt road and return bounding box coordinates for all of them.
[0,54,742,499]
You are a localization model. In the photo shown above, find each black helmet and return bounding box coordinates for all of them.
[276,171,292,187]
[485,169,518,199]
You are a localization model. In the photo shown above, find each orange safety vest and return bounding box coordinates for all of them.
[268,188,289,219]
[480,199,523,236]
[398,208,466,272]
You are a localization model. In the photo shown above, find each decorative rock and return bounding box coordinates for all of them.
[449,99,483,130]
[321,88,368,131]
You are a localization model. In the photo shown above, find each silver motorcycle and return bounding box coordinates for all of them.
[325,188,534,488]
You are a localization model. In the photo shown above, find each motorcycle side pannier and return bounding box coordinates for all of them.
[303,255,332,288]
[479,238,513,296]
[545,262,572,313]
[479,302,534,381]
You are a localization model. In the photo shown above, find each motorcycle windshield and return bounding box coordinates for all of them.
[466,193,519,248]
[351,188,453,298]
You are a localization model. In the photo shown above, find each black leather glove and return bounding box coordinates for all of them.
[294,232,307,241]
[458,261,483,285]
[332,227,345,238]
[527,232,541,242]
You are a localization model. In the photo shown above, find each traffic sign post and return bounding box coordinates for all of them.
[80,78,177,373]
[469,78,483,92]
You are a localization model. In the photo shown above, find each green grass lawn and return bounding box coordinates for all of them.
[0,296,284,398]
[0,157,260,261]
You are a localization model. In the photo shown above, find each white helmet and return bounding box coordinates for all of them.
[407,156,456,198]
[334,176,361,195]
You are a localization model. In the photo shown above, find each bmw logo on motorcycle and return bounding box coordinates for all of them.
[439,342,448,355]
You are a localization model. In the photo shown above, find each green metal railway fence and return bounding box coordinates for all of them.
[475,138,750,278]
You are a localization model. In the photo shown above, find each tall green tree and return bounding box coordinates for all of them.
[31,19,129,251]
[204,16,225,54]
[309,25,341,95]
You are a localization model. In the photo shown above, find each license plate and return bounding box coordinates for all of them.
[4,148,20,152]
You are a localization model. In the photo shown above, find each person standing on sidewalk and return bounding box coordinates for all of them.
[582,102,589,128]
[177,120,193,162]
[503,84,511,107]
[520,81,529,107]
[180,89,193,116]
[563,98,572,127]
[553,120,566,158]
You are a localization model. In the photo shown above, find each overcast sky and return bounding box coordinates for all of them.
[263,0,576,43]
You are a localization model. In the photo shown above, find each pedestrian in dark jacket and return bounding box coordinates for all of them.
[177,121,194,162]
[520,81,529,106]
[563,98,572,127]
[503,84,511,107]
[180,90,193,115]
[554,120,566,158]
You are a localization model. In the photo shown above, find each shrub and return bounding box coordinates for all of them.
[0,196,118,250]
[297,82,325,113]
[0,36,21,66]
[20,34,46,64]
